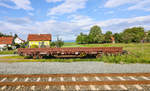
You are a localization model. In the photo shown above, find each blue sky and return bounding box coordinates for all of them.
[0,0,150,41]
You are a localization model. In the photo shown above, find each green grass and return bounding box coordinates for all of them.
[0,58,101,62]
[0,50,16,54]
[0,56,24,59]
[63,42,150,63]
[0,43,150,63]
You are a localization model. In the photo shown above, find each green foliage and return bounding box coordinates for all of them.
[89,25,103,43]
[122,27,145,43]
[30,45,39,48]
[113,33,123,43]
[0,32,12,37]
[145,30,150,42]
[14,34,18,38]
[55,39,64,48]
[51,37,64,48]
[50,42,56,47]
[0,50,15,54]
[14,43,20,48]
[76,33,89,44]
[76,26,148,44]
[20,42,28,48]
[104,31,112,43]
[100,54,150,64]
[76,25,104,44]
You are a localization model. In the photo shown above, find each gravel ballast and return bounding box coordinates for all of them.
[0,62,150,74]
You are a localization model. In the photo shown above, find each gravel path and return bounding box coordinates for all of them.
[0,62,150,74]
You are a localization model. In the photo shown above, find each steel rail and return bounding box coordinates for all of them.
[0,80,150,86]
[0,73,150,78]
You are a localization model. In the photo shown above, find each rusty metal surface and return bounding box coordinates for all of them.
[18,47,123,57]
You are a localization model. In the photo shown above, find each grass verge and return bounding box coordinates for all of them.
[0,50,16,54]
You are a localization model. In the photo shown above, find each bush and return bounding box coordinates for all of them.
[24,56,32,59]
[14,43,20,48]
[50,42,56,47]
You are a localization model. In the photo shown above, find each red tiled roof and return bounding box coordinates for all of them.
[0,37,14,45]
[28,34,52,41]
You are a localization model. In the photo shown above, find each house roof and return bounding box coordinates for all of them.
[28,34,52,41]
[0,36,14,45]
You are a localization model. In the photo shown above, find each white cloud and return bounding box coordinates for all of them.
[96,15,150,33]
[104,0,150,11]
[104,0,138,8]
[69,15,94,26]
[46,0,63,3]
[47,0,87,15]
[0,0,33,10]
[5,17,32,25]
[0,15,150,41]
[128,0,150,11]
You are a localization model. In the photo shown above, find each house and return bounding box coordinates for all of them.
[27,34,52,48]
[14,37,25,44]
[0,36,14,51]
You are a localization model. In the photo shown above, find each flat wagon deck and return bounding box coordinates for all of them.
[18,47,123,59]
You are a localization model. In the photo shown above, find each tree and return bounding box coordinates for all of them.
[0,32,11,37]
[0,32,4,37]
[88,25,103,43]
[55,37,64,48]
[113,33,123,43]
[14,34,18,38]
[104,31,112,43]
[76,33,89,44]
[145,30,150,42]
[122,27,145,43]
[50,42,56,47]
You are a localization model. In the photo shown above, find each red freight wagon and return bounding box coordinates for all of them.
[18,47,123,59]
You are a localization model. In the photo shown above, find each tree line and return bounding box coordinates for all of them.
[0,32,12,37]
[76,25,150,44]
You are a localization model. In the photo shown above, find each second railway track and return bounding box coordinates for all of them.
[0,73,150,91]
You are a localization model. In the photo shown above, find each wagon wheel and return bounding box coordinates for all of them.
[79,52,87,57]
[96,54,102,58]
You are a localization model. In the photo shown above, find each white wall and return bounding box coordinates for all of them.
[14,38,24,44]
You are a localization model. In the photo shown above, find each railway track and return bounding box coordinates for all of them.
[0,73,150,91]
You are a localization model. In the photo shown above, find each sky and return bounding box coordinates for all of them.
[0,0,150,41]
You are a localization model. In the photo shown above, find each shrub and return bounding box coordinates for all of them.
[50,42,56,47]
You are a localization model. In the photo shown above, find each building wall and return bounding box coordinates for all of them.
[29,41,51,47]
[14,38,24,44]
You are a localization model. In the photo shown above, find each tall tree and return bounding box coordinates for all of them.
[122,27,145,43]
[104,31,112,43]
[88,25,103,43]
